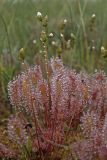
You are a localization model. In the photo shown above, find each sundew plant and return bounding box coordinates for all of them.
[1,12,107,160]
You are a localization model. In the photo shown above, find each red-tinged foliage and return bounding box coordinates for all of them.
[1,58,107,159]
[0,143,16,158]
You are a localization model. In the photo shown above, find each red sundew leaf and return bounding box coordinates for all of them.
[8,80,18,106]
[50,57,63,72]
[95,71,105,81]
[56,80,62,97]
[53,130,63,144]
[8,115,28,145]
[71,140,93,160]
[92,89,98,101]
[82,85,88,100]
[39,83,47,98]
[22,79,27,96]
[53,61,62,70]
[0,143,17,158]
[98,147,107,160]
[48,63,53,77]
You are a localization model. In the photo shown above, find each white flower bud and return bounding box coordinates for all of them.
[37,12,42,21]
[60,33,64,38]
[37,12,42,17]
[92,13,96,19]
[49,33,54,38]
[64,19,67,24]
[33,39,37,44]
[101,46,105,53]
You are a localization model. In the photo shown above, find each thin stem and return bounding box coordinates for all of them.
[77,0,89,64]
[0,14,13,64]
[32,101,44,160]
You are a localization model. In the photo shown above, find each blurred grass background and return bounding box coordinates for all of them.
[0,0,107,120]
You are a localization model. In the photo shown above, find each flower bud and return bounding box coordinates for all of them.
[48,33,54,38]
[101,46,105,53]
[64,19,67,25]
[33,39,37,44]
[52,41,57,48]
[40,31,47,43]
[37,12,43,21]
[42,15,48,27]
[18,48,25,61]
[91,13,96,19]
